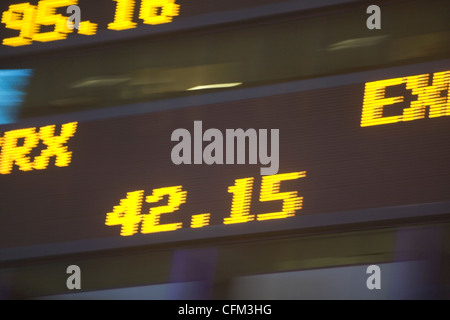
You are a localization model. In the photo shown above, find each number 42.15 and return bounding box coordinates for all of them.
[105,171,307,236]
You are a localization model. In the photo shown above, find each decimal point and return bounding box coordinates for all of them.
[77,21,98,36]
[191,213,211,228]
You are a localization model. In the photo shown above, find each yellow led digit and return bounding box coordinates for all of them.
[1,3,37,47]
[0,128,39,175]
[141,186,186,233]
[33,0,77,43]
[108,0,137,31]
[404,71,450,120]
[224,177,255,224]
[257,171,306,221]
[105,190,145,236]
[139,0,180,25]
[33,122,78,170]
[361,77,406,127]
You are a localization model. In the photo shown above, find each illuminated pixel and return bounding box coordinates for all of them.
[1,3,37,47]
[105,186,188,236]
[32,0,78,43]
[257,171,306,221]
[139,0,180,25]
[224,177,255,225]
[224,172,306,224]
[1,0,98,46]
[142,186,186,233]
[190,213,211,228]
[0,122,77,174]
[105,190,145,236]
[105,172,306,237]
[1,0,180,47]
[108,0,137,30]
[361,70,450,127]
[0,127,38,173]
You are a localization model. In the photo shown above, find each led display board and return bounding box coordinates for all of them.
[0,67,449,261]
[0,0,182,48]
[0,0,352,56]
